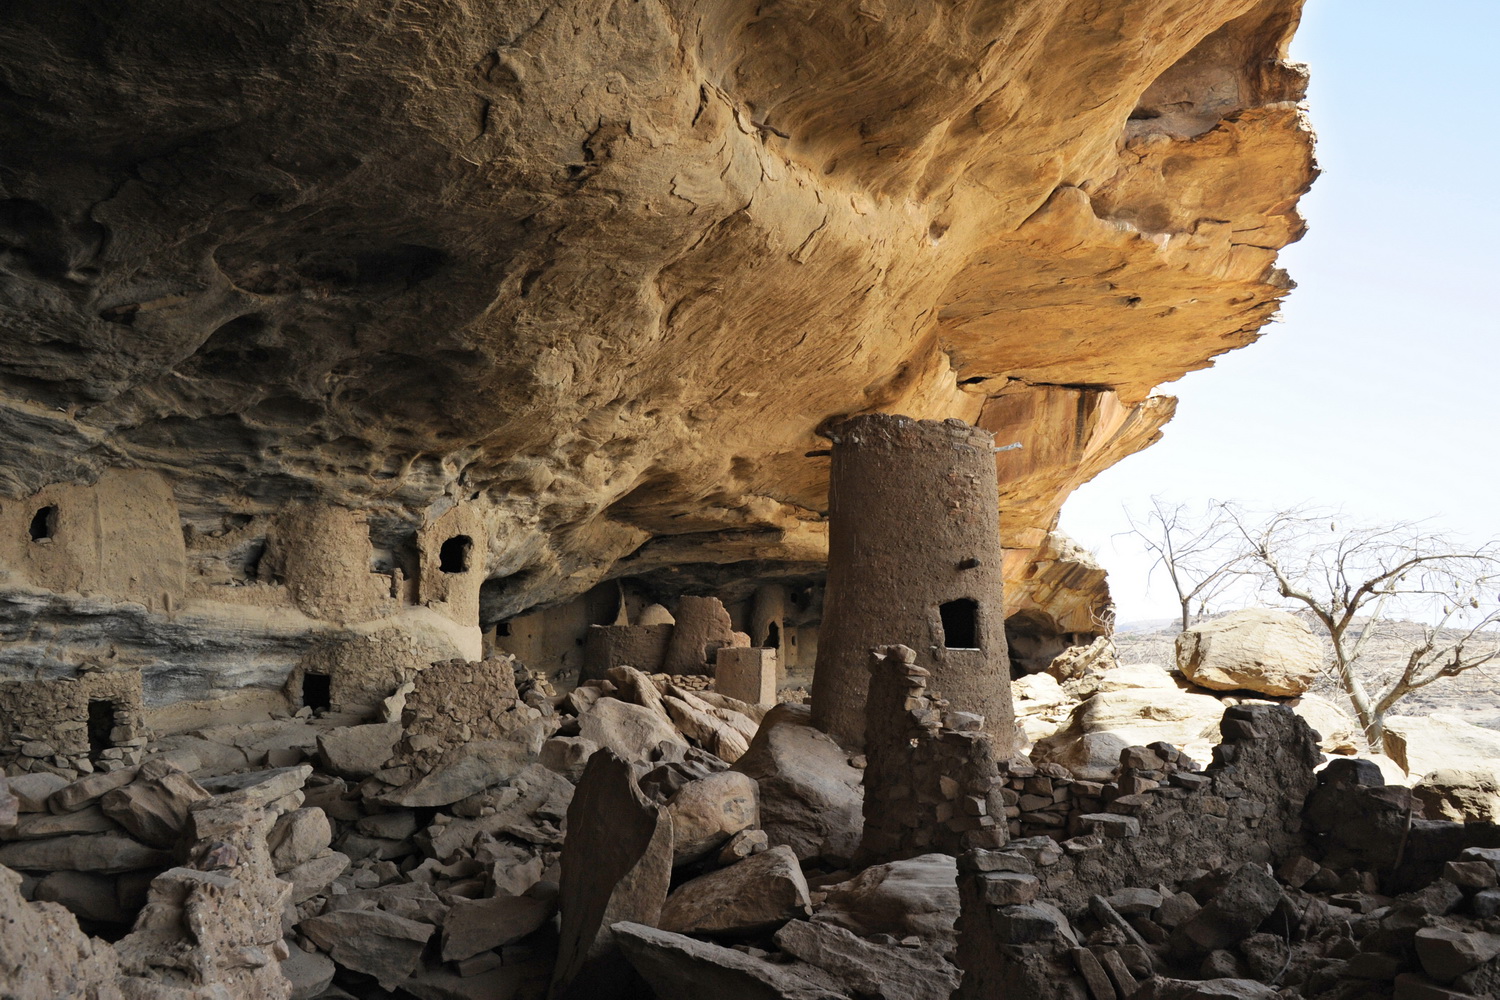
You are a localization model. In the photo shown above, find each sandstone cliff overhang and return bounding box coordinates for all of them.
[0,0,1315,619]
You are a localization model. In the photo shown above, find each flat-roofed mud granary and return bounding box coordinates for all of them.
[7,4,1486,1000]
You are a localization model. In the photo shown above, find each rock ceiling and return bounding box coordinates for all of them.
[0,0,1315,618]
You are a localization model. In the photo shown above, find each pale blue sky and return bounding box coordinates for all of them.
[1058,0,1500,623]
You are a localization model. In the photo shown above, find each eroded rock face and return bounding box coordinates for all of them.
[0,0,1314,662]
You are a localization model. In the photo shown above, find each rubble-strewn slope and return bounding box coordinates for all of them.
[0,0,1314,617]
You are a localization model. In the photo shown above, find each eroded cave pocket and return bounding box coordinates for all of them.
[939,598,980,650]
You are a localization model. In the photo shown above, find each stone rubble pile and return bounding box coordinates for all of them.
[9,639,1500,1000]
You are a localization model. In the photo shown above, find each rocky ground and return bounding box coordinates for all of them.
[9,620,1500,999]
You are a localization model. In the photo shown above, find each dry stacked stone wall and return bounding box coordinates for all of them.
[954,705,1324,996]
[0,667,147,777]
[858,645,1008,864]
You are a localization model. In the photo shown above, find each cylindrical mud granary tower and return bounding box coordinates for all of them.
[810,414,1015,753]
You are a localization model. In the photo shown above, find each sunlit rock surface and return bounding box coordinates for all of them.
[0,0,1314,701]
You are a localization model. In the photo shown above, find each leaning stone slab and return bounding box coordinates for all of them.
[0,833,172,874]
[284,850,350,904]
[317,722,401,780]
[551,750,673,999]
[774,917,961,1000]
[614,921,846,1000]
[48,766,140,814]
[441,889,557,962]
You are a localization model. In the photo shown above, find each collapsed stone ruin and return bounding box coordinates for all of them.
[0,0,1419,997]
[5,412,1500,1000]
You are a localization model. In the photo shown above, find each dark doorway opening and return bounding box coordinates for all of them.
[439,535,473,573]
[939,599,980,649]
[87,700,114,761]
[496,621,512,637]
[29,505,57,541]
[303,673,332,712]
[765,621,781,649]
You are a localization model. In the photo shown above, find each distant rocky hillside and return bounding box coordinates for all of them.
[1113,610,1500,732]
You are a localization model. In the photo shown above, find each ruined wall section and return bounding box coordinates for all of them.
[953,704,1324,997]
[857,645,1008,865]
[0,666,146,777]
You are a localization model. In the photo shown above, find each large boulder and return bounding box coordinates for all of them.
[731,704,863,864]
[812,854,959,956]
[666,770,759,865]
[578,698,688,763]
[1414,768,1500,824]
[1385,714,1500,781]
[1175,609,1322,696]
[659,845,810,936]
[1031,664,1224,779]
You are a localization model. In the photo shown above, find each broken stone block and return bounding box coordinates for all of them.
[659,845,810,936]
[1444,860,1499,891]
[665,769,758,865]
[1079,813,1140,839]
[98,760,208,848]
[731,704,864,864]
[717,828,769,865]
[2,804,119,840]
[974,871,1039,906]
[441,886,558,962]
[284,850,351,904]
[1414,926,1500,984]
[48,765,139,814]
[268,807,333,873]
[300,908,434,989]
[316,722,401,780]
[663,695,750,763]
[551,749,673,999]
[613,921,843,1000]
[8,772,69,812]
[280,943,336,1000]
[813,854,959,955]
[1170,863,1284,957]
[715,647,777,706]
[539,736,601,783]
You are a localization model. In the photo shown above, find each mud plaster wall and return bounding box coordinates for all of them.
[290,612,476,717]
[0,469,185,611]
[417,503,487,626]
[812,414,1015,753]
[0,666,146,775]
[262,502,395,624]
[493,584,624,691]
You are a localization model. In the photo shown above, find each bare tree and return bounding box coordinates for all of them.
[1122,497,1249,632]
[1229,507,1500,748]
